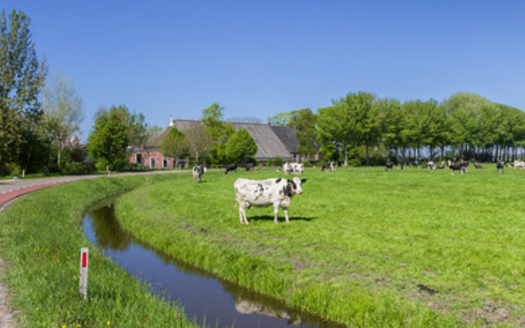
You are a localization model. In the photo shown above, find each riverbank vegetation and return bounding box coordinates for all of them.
[0,174,199,327]
[116,167,525,327]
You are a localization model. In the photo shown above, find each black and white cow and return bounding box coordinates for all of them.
[447,160,468,175]
[385,162,394,171]
[225,164,238,174]
[233,177,307,224]
[497,160,505,173]
[192,165,207,182]
[245,163,255,172]
[321,162,336,172]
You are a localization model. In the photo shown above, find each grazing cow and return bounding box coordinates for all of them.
[321,162,336,172]
[225,164,238,174]
[447,160,468,175]
[385,162,394,171]
[245,163,255,172]
[192,165,207,183]
[233,177,307,224]
[292,163,304,175]
[434,161,445,169]
[280,162,303,175]
[496,161,505,173]
[497,160,505,173]
[513,160,525,170]
[397,162,404,170]
[473,162,487,169]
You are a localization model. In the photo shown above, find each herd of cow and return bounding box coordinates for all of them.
[191,158,520,225]
[385,159,524,175]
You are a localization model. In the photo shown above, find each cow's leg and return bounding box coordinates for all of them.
[273,203,279,224]
[239,206,248,224]
[283,207,289,223]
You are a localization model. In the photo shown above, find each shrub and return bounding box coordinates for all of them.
[273,157,284,168]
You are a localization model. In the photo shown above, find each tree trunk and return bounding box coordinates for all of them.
[366,144,370,166]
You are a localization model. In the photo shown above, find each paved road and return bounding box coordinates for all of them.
[0,170,191,327]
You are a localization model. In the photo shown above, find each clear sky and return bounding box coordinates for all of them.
[2,1,524,140]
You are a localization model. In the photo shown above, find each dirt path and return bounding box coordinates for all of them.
[0,170,190,327]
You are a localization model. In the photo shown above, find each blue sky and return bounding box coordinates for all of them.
[2,1,524,140]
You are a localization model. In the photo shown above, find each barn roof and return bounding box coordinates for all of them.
[271,125,298,154]
[144,119,295,161]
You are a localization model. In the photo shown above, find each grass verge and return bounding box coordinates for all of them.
[0,174,199,328]
[114,166,525,327]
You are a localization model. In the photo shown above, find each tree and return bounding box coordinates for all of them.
[0,10,48,174]
[201,103,234,164]
[161,127,188,168]
[184,123,211,164]
[294,108,317,158]
[87,105,130,171]
[42,72,85,167]
[225,128,257,163]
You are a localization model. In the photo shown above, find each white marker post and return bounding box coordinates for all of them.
[79,248,89,300]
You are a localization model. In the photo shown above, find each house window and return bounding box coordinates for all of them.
[163,158,168,168]
[150,157,155,168]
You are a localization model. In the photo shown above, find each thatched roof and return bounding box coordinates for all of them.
[144,119,295,161]
[271,126,298,154]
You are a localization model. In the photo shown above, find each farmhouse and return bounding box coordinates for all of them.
[129,118,302,168]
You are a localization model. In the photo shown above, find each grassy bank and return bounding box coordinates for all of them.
[0,174,199,328]
[115,165,525,327]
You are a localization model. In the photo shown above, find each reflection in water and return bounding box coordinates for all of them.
[83,204,346,328]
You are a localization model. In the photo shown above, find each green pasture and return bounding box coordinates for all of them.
[0,174,199,328]
[115,165,525,327]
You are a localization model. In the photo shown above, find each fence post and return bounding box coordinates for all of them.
[79,248,88,300]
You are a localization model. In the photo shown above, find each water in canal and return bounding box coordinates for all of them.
[82,203,345,328]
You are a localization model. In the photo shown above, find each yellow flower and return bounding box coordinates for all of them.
[107,321,111,325]
[369,278,372,281]
[354,282,357,284]
[62,325,67,328]
[378,283,381,286]
[77,324,81,327]
[57,259,60,263]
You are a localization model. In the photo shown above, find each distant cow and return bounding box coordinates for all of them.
[245,163,255,172]
[497,160,505,173]
[192,165,207,182]
[385,162,394,171]
[513,160,525,170]
[473,162,487,169]
[447,160,468,175]
[233,177,307,224]
[322,162,336,172]
[225,164,238,174]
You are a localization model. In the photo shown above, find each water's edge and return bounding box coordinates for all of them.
[83,201,345,328]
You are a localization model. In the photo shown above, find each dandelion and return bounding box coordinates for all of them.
[369,278,372,281]
[107,321,111,325]
[77,324,81,327]
[354,282,357,285]
[57,259,60,263]
[62,325,67,328]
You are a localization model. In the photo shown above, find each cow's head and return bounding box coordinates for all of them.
[287,177,307,195]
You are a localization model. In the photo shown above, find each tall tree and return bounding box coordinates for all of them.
[184,123,211,164]
[225,128,257,163]
[161,127,188,168]
[42,72,85,167]
[0,10,47,174]
[87,105,130,171]
[201,103,234,164]
[294,108,317,159]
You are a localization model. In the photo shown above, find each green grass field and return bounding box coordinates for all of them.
[0,175,199,328]
[115,165,525,327]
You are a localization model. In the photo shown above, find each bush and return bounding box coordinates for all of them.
[273,157,284,168]
[302,160,313,167]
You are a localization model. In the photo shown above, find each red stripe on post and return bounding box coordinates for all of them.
[82,252,87,268]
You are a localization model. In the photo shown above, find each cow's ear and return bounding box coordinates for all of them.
[301,179,307,184]
[287,179,292,184]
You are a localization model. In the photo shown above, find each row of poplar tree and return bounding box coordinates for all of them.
[271,92,525,166]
